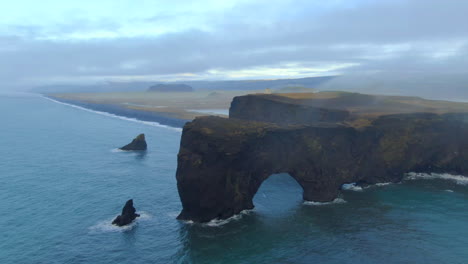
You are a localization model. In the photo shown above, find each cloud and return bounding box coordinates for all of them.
[0,0,467,91]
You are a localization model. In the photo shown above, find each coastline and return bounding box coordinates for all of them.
[43,95,188,128]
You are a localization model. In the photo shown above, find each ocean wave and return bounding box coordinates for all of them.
[204,210,253,227]
[41,96,182,132]
[341,182,393,192]
[89,211,152,233]
[303,198,347,206]
[405,172,468,185]
[182,210,253,227]
[341,183,363,191]
[110,148,125,153]
[375,182,393,187]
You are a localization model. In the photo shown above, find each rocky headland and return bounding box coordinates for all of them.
[176,92,468,223]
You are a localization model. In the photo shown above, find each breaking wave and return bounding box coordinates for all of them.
[89,211,152,233]
[341,183,363,191]
[303,198,347,206]
[183,210,253,227]
[375,182,393,187]
[41,96,182,132]
[405,172,468,185]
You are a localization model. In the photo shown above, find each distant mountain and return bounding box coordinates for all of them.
[185,76,336,91]
[272,86,318,93]
[316,73,468,101]
[32,76,336,93]
[148,83,193,92]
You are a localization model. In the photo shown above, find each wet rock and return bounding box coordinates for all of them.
[176,94,468,223]
[112,199,140,226]
[120,134,147,151]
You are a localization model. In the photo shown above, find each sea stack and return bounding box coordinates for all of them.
[120,134,147,151]
[112,199,140,226]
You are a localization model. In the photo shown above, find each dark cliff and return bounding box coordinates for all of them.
[176,92,468,223]
[229,94,350,126]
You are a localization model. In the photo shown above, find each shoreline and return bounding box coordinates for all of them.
[44,95,188,128]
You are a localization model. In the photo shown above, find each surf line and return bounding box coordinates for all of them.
[41,95,182,132]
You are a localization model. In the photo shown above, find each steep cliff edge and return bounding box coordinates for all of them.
[229,94,350,125]
[176,92,468,223]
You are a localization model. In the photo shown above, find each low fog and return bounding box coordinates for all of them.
[0,0,467,99]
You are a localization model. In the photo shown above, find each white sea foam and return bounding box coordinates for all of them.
[303,198,347,206]
[342,182,393,192]
[110,148,125,153]
[375,182,393,187]
[445,189,454,193]
[182,210,253,227]
[405,172,468,185]
[204,210,253,227]
[341,183,363,191]
[41,96,182,132]
[89,211,151,233]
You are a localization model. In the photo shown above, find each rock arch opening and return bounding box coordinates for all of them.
[252,173,304,216]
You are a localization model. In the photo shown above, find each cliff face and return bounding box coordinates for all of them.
[229,94,350,126]
[176,93,468,223]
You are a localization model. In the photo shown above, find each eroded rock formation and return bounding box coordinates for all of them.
[176,92,468,223]
[229,94,350,126]
[120,134,147,151]
[112,199,140,226]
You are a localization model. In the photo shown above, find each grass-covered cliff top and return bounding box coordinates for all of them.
[254,91,468,117]
[49,90,468,124]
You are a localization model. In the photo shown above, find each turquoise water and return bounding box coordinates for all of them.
[1,93,468,264]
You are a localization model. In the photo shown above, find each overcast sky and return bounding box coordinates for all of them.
[1,0,467,90]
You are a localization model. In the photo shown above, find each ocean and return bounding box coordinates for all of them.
[1,93,468,264]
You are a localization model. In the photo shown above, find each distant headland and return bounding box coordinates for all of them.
[176,92,468,222]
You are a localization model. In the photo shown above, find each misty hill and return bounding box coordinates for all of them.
[32,76,335,93]
[148,84,193,92]
[272,86,318,94]
[316,73,468,101]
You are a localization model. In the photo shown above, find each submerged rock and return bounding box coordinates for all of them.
[112,199,140,226]
[120,134,147,151]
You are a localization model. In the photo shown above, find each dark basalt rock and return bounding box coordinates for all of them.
[176,94,468,223]
[229,94,350,126]
[112,199,140,226]
[120,134,147,151]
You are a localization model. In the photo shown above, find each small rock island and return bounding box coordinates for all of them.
[176,92,468,223]
[112,199,140,226]
[120,134,147,151]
